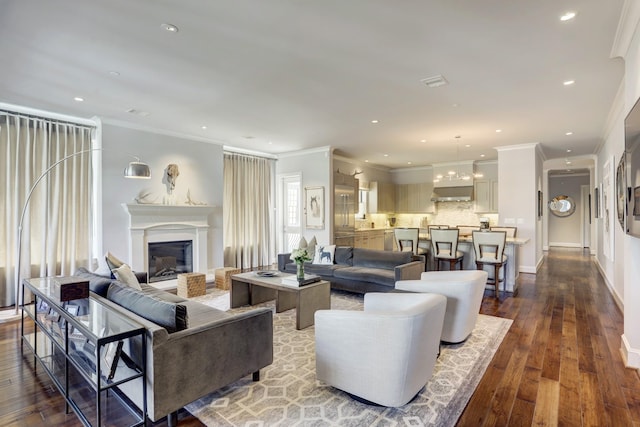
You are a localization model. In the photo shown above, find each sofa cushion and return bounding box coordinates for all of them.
[107,282,188,333]
[300,262,346,277]
[74,267,113,297]
[334,246,353,266]
[352,248,412,270]
[139,283,188,303]
[333,266,396,287]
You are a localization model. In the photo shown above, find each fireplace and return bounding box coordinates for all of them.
[148,240,193,283]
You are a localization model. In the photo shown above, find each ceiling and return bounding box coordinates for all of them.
[0,0,625,169]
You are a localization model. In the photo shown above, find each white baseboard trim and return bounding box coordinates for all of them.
[594,257,624,312]
[548,242,582,248]
[621,334,640,371]
[519,266,537,274]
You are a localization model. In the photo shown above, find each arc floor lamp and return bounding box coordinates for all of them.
[14,148,151,314]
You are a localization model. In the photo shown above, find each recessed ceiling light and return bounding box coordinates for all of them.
[452,103,459,108]
[465,144,471,148]
[74,97,84,102]
[383,154,389,157]
[565,131,573,136]
[560,12,576,21]
[480,154,485,157]
[371,120,379,124]
[563,80,575,86]
[161,23,179,33]
[407,162,412,165]
[268,141,273,145]
[496,129,502,133]
[201,126,207,130]
[109,71,120,76]
[421,139,427,143]
[567,149,572,153]
[365,160,369,163]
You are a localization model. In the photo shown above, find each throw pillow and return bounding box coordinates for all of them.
[307,236,317,257]
[107,283,188,333]
[105,252,126,278]
[298,236,308,249]
[93,256,111,277]
[313,244,336,265]
[112,264,143,291]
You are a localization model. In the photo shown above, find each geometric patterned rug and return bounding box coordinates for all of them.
[186,290,512,427]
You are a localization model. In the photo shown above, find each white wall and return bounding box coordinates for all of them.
[496,144,538,274]
[100,124,224,269]
[547,174,590,247]
[611,0,640,368]
[277,147,333,245]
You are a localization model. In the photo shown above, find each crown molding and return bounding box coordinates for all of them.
[611,0,640,59]
[277,145,332,159]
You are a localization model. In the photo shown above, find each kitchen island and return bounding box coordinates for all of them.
[417,231,529,294]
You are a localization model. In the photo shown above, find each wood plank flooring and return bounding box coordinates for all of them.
[0,248,638,426]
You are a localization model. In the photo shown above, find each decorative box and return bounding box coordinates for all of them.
[177,272,206,298]
[215,267,240,290]
[53,276,90,302]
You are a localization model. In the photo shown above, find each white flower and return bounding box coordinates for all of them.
[290,248,311,264]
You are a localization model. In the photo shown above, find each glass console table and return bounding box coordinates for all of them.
[21,277,147,427]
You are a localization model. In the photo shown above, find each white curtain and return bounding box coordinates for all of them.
[0,112,94,307]
[223,152,275,269]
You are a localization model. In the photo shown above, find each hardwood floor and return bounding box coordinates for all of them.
[459,248,640,426]
[0,248,638,426]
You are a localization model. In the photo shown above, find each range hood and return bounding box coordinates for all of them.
[430,186,474,202]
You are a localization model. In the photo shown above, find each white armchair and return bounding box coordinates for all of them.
[314,292,446,407]
[395,270,488,343]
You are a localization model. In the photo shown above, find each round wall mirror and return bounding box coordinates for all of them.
[549,195,576,217]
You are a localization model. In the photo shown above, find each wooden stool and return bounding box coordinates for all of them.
[177,272,206,298]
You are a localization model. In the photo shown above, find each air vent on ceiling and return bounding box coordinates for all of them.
[421,75,449,88]
[126,108,150,117]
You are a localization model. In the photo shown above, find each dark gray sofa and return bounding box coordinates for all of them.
[277,247,425,293]
[73,268,273,424]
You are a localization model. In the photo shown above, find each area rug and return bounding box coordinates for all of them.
[186,289,512,427]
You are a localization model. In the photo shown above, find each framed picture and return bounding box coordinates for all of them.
[537,190,543,218]
[616,152,626,228]
[634,186,640,217]
[594,186,600,218]
[305,186,324,229]
[102,340,124,380]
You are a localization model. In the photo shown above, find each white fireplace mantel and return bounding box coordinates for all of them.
[122,203,215,273]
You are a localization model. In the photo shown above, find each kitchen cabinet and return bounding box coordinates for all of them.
[474,179,499,213]
[354,230,385,250]
[395,183,436,213]
[369,182,396,213]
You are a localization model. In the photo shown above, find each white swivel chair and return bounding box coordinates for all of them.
[315,293,447,407]
[472,230,508,299]
[395,270,488,343]
[430,228,464,270]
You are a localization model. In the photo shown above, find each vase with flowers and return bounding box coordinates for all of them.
[290,248,312,281]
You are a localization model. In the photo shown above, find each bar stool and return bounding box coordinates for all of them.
[430,228,464,270]
[490,226,517,238]
[472,230,507,299]
[394,228,420,254]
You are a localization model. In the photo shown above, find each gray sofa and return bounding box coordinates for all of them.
[278,247,425,293]
[73,268,273,424]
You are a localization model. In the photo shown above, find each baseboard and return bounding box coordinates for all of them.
[519,266,537,274]
[594,257,624,312]
[621,334,640,370]
[548,242,582,248]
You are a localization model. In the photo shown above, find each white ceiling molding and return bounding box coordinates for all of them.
[277,145,332,159]
[611,0,640,59]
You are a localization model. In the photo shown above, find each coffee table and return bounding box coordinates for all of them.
[230,272,331,329]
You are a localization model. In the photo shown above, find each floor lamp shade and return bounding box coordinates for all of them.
[124,161,151,179]
[14,149,151,313]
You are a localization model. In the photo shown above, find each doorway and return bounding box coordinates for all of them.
[277,174,302,254]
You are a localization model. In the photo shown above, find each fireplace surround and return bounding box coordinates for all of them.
[122,204,215,280]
